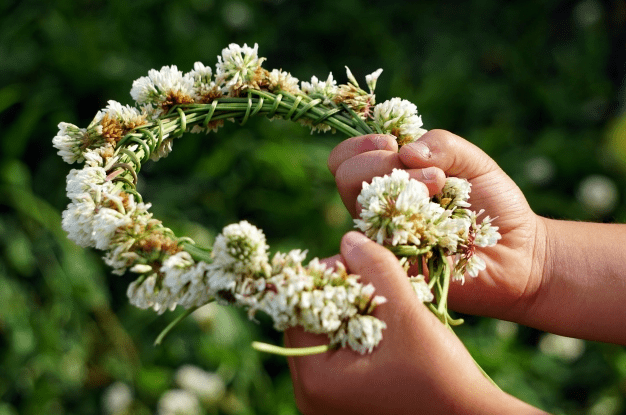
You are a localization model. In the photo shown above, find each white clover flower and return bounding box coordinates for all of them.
[176,262,213,309]
[186,61,223,103]
[344,66,359,86]
[127,274,158,310]
[355,169,430,245]
[215,43,266,94]
[65,166,108,199]
[92,207,132,250]
[161,251,195,291]
[62,194,98,247]
[149,137,174,161]
[437,177,471,209]
[187,61,213,86]
[474,216,501,247]
[365,68,383,93]
[409,275,434,303]
[130,65,195,114]
[301,73,338,105]
[53,122,88,164]
[104,239,139,275]
[337,315,386,354]
[211,220,270,275]
[267,69,300,94]
[157,389,201,415]
[456,252,486,280]
[372,97,426,146]
[175,365,226,406]
[103,100,147,128]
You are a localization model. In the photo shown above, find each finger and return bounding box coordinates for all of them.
[328,134,398,176]
[318,254,345,270]
[336,152,447,217]
[399,129,500,180]
[335,151,403,217]
[339,231,413,302]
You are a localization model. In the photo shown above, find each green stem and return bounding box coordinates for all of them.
[154,306,200,346]
[252,341,331,356]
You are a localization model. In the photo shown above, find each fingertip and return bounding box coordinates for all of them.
[409,167,446,196]
[328,134,398,175]
[398,140,432,168]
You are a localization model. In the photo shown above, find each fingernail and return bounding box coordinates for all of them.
[421,167,437,180]
[373,135,392,150]
[406,141,431,159]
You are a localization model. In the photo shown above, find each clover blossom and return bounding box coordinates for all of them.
[267,69,300,94]
[373,97,427,145]
[301,73,338,105]
[365,68,383,93]
[355,169,449,247]
[409,275,434,303]
[215,43,267,95]
[130,65,195,115]
[211,220,270,275]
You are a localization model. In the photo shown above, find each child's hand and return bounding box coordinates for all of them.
[328,130,547,323]
[284,232,546,415]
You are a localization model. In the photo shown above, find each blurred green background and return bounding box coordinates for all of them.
[2,0,626,413]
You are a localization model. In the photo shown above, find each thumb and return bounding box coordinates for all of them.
[340,231,413,304]
[399,129,500,180]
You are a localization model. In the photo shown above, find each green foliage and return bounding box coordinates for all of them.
[2,0,626,413]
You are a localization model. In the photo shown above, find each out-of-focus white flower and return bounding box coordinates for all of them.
[539,333,586,361]
[157,389,201,415]
[577,174,619,216]
[215,43,266,94]
[127,274,158,310]
[191,302,219,326]
[92,207,132,250]
[104,238,140,275]
[524,156,555,185]
[175,365,226,406]
[211,220,270,275]
[372,98,426,146]
[102,382,133,415]
[365,68,383,93]
[301,73,338,105]
[409,275,434,303]
[130,65,195,114]
[62,194,99,247]
[495,320,518,340]
[161,251,195,287]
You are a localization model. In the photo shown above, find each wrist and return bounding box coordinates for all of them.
[504,213,551,326]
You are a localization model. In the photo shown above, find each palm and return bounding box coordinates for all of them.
[446,168,543,320]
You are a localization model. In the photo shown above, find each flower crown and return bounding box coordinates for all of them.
[53,43,500,356]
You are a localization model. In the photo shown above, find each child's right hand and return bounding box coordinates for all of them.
[328,130,547,324]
